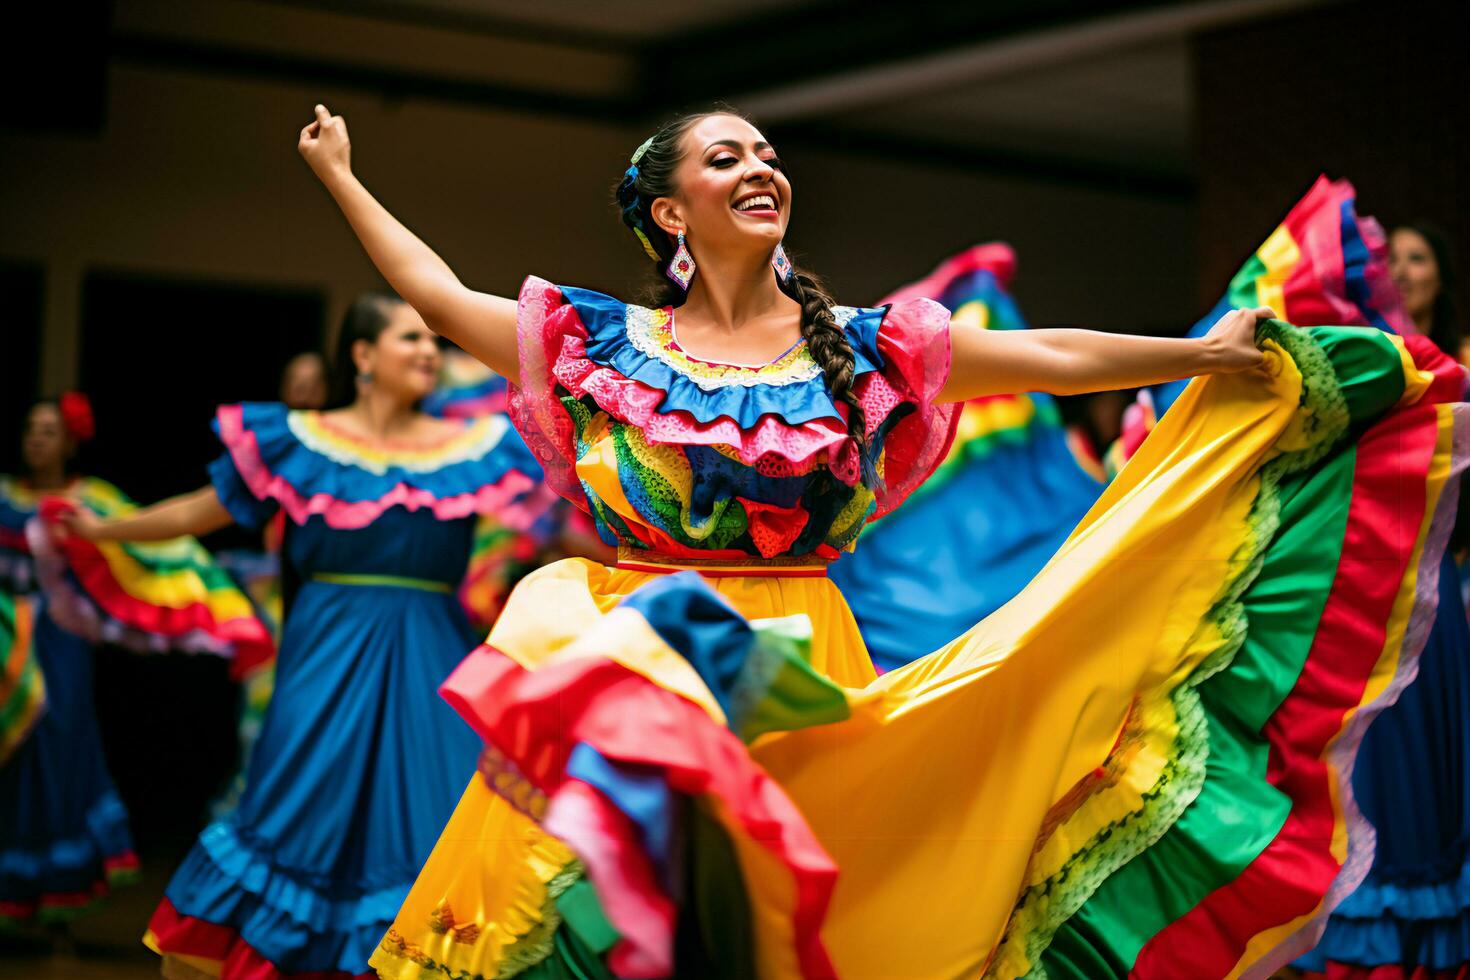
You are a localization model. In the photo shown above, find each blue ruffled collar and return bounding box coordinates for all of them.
[561,286,888,427]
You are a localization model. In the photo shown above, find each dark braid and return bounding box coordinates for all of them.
[787,269,872,484]
[614,107,875,486]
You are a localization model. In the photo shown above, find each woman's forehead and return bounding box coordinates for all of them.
[685,114,769,153]
[1392,228,1430,252]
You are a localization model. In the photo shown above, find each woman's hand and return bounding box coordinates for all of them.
[40,497,103,542]
[1202,306,1273,374]
[298,103,352,185]
[294,101,520,379]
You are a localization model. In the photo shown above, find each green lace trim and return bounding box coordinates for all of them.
[990,322,1352,979]
[496,861,586,979]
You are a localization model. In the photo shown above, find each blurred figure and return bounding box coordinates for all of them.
[0,397,138,948]
[1,398,264,953]
[1297,225,1469,980]
[1390,222,1462,359]
[278,351,329,411]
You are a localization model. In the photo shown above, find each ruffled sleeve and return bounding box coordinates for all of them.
[853,297,960,516]
[209,452,279,531]
[211,402,541,530]
[510,277,594,511]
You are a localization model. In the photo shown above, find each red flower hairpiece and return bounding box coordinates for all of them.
[59,391,95,443]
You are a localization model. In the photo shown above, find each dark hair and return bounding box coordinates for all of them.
[1394,222,1460,356]
[325,292,405,409]
[615,107,874,486]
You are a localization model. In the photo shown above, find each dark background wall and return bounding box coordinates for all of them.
[1194,0,1468,314]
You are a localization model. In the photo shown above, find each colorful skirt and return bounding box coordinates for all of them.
[0,599,139,927]
[372,324,1467,979]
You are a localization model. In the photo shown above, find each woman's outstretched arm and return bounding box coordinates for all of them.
[937,306,1272,403]
[56,486,234,542]
[298,104,520,382]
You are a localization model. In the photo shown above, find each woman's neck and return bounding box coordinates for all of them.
[26,465,71,491]
[341,388,420,441]
[679,249,791,333]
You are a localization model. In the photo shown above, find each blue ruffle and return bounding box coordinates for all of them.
[0,792,132,888]
[165,820,408,973]
[1295,888,1470,971]
[208,453,278,531]
[212,403,543,527]
[561,285,886,428]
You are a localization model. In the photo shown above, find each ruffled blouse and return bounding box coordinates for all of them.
[510,276,958,563]
[209,403,542,532]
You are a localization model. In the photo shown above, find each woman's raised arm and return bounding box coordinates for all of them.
[937,306,1272,403]
[298,104,520,383]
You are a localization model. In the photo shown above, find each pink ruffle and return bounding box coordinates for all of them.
[511,279,593,511]
[868,297,960,516]
[217,406,537,530]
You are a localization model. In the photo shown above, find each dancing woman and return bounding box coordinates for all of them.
[296,104,1463,979]
[2,395,267,937]
[59,296,545,978]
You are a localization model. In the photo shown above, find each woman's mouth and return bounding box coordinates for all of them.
[733,193,779,219]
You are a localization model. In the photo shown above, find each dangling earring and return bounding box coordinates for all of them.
[357,371,374,386]
[771,242,794,284]
[667,231,695,291]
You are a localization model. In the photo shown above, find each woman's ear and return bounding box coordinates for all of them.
[650,196,684,238]
[351,337,375,375]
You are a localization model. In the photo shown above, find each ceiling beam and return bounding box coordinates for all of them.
[694,0,1334,120]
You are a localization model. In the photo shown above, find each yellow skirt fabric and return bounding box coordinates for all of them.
[371,327,1465,980]
[373,560,876,980]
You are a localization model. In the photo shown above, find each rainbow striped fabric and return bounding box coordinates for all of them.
[0,591,44,766]
[1,475,273,679]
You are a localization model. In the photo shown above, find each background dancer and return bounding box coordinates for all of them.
[57,294,545,978]
[1,395,267,949]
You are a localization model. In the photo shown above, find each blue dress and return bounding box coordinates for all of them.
[145,404,544,977]
[0,475,147,927]
[0,593,138,926]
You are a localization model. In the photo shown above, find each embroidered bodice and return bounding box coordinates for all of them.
[510,277,958,563]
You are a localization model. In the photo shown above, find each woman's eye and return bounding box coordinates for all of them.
[711,156,737,168]
[763,156,784,171]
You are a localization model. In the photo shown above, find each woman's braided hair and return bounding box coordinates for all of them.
[615,107,874,486]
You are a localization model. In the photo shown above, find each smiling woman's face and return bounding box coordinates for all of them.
[352,303,443,403]
[652,113,792,263]
[1389,227,1441,329]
